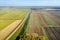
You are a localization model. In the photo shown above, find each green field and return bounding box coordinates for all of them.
[0,20,15,30]
[0,8,29,30]
[9,12,30,40]
[0,8,29,20]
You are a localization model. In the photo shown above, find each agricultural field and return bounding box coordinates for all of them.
[47,10,60,20]
[0,20,14,30]
[41,11,60,27]
[0,8,29,30]
[0,8,29,40]
[0,8,60,40]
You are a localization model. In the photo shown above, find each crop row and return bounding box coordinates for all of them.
[41,11,60,27]
[0,8,29,30]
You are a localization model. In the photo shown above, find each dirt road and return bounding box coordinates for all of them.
[0,20,22,40]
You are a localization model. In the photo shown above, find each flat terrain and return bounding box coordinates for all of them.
[0,8,29,30]
[43,11,60,25]
[0,8,29,20]
[0,8,29,40]
[40,10,60,40]
[0,8,60,40]
[0,20,22,40]
[47,10,60,19]
[0,20,14,30]
[14,9,60,40]
[27,10,43,36]
[41,11,60,27]
[16,10,46,40]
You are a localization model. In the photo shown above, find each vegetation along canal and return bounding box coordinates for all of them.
[16,11,31,40]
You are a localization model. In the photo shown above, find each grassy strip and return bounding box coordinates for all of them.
[16,12,31,40]
[0,13,6,17]
[22,11,46,40]
[0,9,29,20]
[0,9,8,17]
[18,11,43,40]
[42,27,49,40]
[0,20,15,30]
[42,13,60,27]
[48,11,60,19]
[0,9,29,30]
[9,11,31,40]
[9,20,25,40]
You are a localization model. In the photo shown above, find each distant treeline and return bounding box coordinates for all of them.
[0,6,60,9]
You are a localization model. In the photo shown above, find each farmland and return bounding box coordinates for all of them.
[0,8,29,40]
[0,7,60,40]
[0,8,29,30]
[47,10,60,19]
[0,20,14,30]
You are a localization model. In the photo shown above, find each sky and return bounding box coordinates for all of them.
[0,0,60,6]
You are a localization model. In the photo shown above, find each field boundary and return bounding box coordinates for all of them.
[6,11,31,40]
[0,20,22,40]
[46,11,60,25]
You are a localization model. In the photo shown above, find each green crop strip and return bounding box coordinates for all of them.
[42,12,60,27]
[42,27,49,40]
[9,11,31,40]
[16,12,31,40]
[0,9,29,20]
[0,20,15,30]
[0,8,29,30]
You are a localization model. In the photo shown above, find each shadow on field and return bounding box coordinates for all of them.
[16,12,31,40]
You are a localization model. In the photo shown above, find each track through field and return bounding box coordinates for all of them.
[0,20,22,40]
